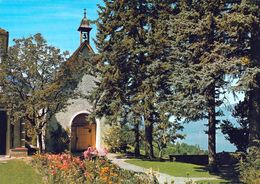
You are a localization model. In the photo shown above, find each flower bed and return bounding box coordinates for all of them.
[31,151,158,184]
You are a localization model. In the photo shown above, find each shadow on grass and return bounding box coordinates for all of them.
[128,158,240,183]
[194,165,241,183]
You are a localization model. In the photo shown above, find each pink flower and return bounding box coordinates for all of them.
[83,147,99,159]
[97,148,108,157]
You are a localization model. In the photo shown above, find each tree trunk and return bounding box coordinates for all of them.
[145,121,154,159]
[206,83,217,171]
[248,74,260,146]
[158,147,163,159]
[134,121,140,157]
[248,34,260,146]
[37,132,43,154]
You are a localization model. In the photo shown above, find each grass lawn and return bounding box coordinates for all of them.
[125,159,218,178]
[0,159,43,184]
[195,179,231,184]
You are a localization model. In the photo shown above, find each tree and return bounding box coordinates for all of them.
[220,0,260,146]
[238,142,260,184]
[89,0,175,159]
[221,99,249,152]
[0,34,80,153]
[103,124,134,153]
[153,116,184,159]
[168,0,241,170]
[168,0,260,169]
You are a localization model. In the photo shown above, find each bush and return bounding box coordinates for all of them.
[31,152,158,184]
[49,124,70,153]
[238,145,260,184]
[103,125,134,153]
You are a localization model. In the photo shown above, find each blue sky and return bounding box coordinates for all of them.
[0,0,239,152]
[0,0,102,53]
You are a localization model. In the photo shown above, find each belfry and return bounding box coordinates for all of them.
[78,9,92,44]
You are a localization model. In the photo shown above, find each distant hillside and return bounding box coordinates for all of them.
[178,108,238,152]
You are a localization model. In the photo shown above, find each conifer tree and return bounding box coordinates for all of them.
[90,0,176,158]
[221,99,249,152]
[220,0,260,146]
[169,0,260,169]
[168,0,239,169]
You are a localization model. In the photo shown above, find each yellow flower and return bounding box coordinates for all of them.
[241,56,250,65]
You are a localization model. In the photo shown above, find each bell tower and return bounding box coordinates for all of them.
[78,9,92,44]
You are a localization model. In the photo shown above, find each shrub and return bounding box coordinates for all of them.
[238,145,260,184]
[31,152,158,184]
[103,125,134,153]
[49,124,70,153]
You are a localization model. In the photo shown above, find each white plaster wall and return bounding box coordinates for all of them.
[46,74,109,151]
[54,74,97,129]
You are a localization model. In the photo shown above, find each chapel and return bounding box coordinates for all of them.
[0,11,108,156]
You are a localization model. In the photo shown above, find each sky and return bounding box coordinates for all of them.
[0,0,103,53]
[0,0,239,152]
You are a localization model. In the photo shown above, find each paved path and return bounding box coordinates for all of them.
[0,155,13,163]
[107,154,220,184]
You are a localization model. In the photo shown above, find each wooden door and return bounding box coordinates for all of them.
[76,124,96,150]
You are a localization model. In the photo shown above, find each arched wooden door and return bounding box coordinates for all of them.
[71,113,96,151]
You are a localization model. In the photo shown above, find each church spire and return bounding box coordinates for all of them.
[78,9,92,44]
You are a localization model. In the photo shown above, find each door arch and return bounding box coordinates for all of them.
[71,113,96,151]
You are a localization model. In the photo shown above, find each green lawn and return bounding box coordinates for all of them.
[125,159,218,178]
[195,179,231,184]
[0,159,43,184]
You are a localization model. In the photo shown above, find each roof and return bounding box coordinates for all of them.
[78,18,91,31]
[77,10,92,32]
[67,40,94,63]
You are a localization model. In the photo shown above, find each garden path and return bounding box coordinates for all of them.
[0,155,11,161]
[0,155,13,164]
[107,153,220,184]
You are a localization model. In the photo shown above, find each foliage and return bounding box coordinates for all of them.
[31,153,158,184]
[168,0,245,168]
[221,100,249,152]
[162,143,207,156]
[49,124,70,153]
[88,0,175,158]
[0,160,44,184]
[167,0,260,168]
[103,125,134,153]
[220,0,260,145]
[238,145,260,184]
[0,34,81,152]
[153,117,184,158]
[25,121,37,146]
[130,142,207,158]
